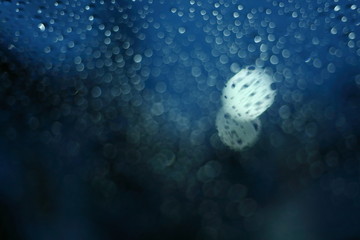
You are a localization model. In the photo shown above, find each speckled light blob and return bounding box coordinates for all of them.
[216,108,261,151]
[216,66,277,151]
[222,66,276,121]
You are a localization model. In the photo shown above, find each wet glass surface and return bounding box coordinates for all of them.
[0,0,360,239]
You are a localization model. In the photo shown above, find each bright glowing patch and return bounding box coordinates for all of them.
[216,66,277,151]
[216,108,261,151]
[222,66,276,121]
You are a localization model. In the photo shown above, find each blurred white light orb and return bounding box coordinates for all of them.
[216,108,261,151]
[221,66,276,121]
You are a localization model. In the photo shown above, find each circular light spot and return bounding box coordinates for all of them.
[91,86,102,98]
[178,27,186,34]
[133,54,142,63]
